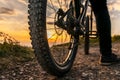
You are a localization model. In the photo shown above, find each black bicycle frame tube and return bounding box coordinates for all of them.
[73,0,89,24]
[80,0,89,23]
[73,0,80,19]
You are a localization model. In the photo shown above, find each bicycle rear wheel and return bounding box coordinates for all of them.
[28,0,79,76]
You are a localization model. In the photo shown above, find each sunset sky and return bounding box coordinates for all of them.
[0,0,120,46]
[0,0,29,46]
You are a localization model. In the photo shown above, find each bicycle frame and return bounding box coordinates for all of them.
[56,0,90,32]
[74,0,89,25]
[28,0,97,76]
[73,0,90,34]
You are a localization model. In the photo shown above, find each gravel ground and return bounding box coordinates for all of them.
[0,43,120,80]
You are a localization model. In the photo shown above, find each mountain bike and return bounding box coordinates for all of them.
[28,0,97,76]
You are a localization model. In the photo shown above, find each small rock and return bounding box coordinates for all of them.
[41,71,47,74]
[29,77,33,80]
[1,75,5,79]
[19,71,23,75]
[82,72,88,77]
[25,63,30,66]
[20,67,24,72]
[115,70,120,75]
[12,73,16,76]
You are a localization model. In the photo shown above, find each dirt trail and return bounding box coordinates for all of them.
[0,43,120,80]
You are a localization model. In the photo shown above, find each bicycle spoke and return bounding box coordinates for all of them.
[61,32,63,44]
[60,0,62,7]
[65,0,68,10]
[64,32,68,44]
[47,0,57,12]
[57,0,62,8]
[48,33,56,40]
[47,15,55,19]
[47,4,56,12]
[47,27,60,30]
[53,34,59,45]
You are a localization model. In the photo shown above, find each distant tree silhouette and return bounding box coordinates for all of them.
[0,32,19,45]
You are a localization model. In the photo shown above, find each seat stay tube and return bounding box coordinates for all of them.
[73,0,80,19]
[79,0,89,23]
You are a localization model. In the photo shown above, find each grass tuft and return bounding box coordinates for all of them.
[0,42,34,70]
[112,35,120,42]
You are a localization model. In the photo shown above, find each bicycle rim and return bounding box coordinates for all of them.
[46,0,78,66]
